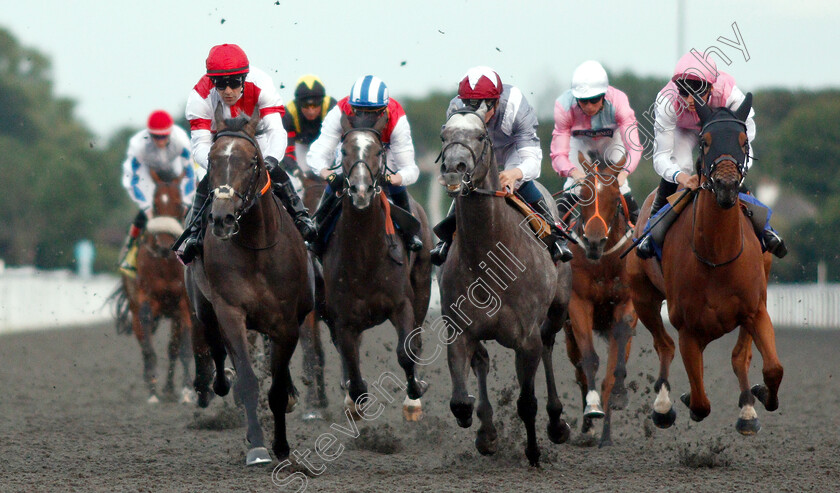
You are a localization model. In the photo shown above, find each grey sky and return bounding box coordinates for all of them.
[2,0,837,138]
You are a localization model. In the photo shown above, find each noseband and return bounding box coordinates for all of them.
[210,130,271,234]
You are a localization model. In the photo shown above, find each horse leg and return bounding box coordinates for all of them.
[609,309,634,411]
[134,299,158,403]
[268,333,298,461]
[678,334,711,422]
[177,305,196,403]
[732,327,760,435]
[563,323,593,433]
[391,303,428,421]
[335,325,368,413]
[472,342,497,455]
[299,312,327,420]
[746,308,784,413]
[568,297,603,421]
[164,316,181,400]
[447,332,476,428]
[541,318,570,444]
[190,312,215,408]
[216,308,269,466]
[599,329,619,448]
[515,334,542,467]
[635,297,677,428]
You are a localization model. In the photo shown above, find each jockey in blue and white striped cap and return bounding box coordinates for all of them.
[349,75,389,109]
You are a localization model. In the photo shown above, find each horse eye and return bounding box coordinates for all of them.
[341,149,347,156]
[478,134,485,142]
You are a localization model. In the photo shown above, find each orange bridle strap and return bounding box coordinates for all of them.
[380,192,396,235]
[584,182,608,233]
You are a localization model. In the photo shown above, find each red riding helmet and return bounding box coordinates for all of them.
[205,43,250,77]
[458,66,503,100]
[147,110,173,136]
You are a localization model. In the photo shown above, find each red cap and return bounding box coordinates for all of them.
[147,110,173,136]
[205,44,249,76]
[458,66,503,100]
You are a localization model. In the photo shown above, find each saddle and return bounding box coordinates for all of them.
[642,191,771,261]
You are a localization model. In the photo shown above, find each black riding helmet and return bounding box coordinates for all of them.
[294,74,327,106]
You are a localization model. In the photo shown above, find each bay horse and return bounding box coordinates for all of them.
[439,106,573,467]
[626,93,783,434]
[318,113,433,421]
[184,107,313,466]
[561,151,637,447]
[120,169,194,404]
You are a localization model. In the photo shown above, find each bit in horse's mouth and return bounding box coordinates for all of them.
[446,184,461,192]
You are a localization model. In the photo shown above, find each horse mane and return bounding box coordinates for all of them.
[221,115,251,132]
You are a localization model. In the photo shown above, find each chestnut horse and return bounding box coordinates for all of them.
[562,151,637,447]
[120,169,194,404]
[439,107,572,467]
[318,113,433,421]
[185,107,313,465]
[626,93,783,434]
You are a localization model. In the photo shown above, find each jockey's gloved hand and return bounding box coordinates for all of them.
[325,172,343,188]
[281,156,303,180]
[264,156,290,182]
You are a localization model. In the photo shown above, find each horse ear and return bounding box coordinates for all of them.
[692,93,712,124]
[373,112,388,134]
[609,154,627,176]
[578,151,593,174]
[735,92,753,122]
[213,103,227,132]
[474,101,489,121]
[244,109,261,136]
[340,113,352,135]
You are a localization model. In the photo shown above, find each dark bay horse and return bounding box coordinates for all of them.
[562,151,637,447]
[439,107,573,466]
[185,107,313,465]
[120,170,194,404]
[318,113,433,421]
[626,93,783,435]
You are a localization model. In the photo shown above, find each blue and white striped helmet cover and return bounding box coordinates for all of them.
[349,75,389,108]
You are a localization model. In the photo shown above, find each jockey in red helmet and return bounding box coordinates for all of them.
[173,44,316,264]
[118,110,196,277]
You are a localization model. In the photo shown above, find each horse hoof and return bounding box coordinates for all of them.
[301,409,325,421]
[286,395,297,414]
[180,387,198,405]
[651,408,677,429]
[245,447,272,466]
[581,416,594,434]
[680,392,691,408]
[525,447,540,468]
[197,390,213,408]
[584,405,605,420]
[450,396,475,428]
[598,437,613,448]
[147,394,160,404]
[751,384,775,410]
[736,417,761,436]
[547,420,571,444]
[343,394,363,421]
[609,391,628,410]
[475,433,498,456]
[402,396,423,422]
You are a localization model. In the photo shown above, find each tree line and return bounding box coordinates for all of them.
[1,28,836,282]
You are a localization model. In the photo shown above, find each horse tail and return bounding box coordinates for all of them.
[106,284,133,336]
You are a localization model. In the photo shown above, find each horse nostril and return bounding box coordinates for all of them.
[456,162,467,173]
[349,184,358,194]
[440,164,447,174]
[223,215,235,226]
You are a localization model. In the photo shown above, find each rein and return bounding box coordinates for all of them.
[337,127,387,196]
[569,172,632,256]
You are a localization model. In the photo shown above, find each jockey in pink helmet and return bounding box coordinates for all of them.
[636,52,786,259]
[118,110,196,277]
[173,44,316,264]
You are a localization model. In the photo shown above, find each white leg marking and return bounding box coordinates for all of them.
[654,385,672,413]
[586,390,601,407]
[403,395,422,408]
[739,403,758,420]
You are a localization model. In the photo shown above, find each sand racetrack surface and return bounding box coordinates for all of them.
[1,316,838,492]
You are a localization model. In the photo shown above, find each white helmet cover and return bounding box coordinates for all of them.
[571,60,609,99]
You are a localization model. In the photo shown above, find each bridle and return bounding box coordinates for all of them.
[338,127,386,197]
[569,171,632,255]
[209,130,271,235]
[692,116,747,267]
[436,109,500,197]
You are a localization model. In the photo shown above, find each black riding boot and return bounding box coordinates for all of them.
[173,175,209,264]
[389,189,423,252]
[636,179,678,259]
[529,197,574,263]
[623,192,640,225]
[308,187,343,256]
[268,165,317,242]
[430,202,456,266]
